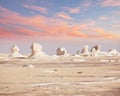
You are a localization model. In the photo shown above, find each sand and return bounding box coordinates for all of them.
[0,55,120,96]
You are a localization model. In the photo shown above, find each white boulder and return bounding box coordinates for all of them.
[56,47,69,56]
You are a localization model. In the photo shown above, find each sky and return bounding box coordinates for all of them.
[0,0,120,55]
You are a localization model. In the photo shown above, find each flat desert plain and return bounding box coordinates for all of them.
[0,55,120,96]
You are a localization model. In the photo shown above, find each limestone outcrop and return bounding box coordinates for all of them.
[108,49,120,56]
[56,47,69,56]
[9,45,24,58]
[91,45,109,56]
[81,45,90,56]
[29,43,50,59]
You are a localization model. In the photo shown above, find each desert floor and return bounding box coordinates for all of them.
[0,56,120,96]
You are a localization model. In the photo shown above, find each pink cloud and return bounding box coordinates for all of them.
[69,31,88,38]
[99,16,108,20]
[93,28,119,39]
[57,12,72,20]
[88,21,96,26]
[0,6,119,40]
[100,0,120,7]
[0,6,19,16]
[0,26,47,41]
[81,0,92,9]
[0,27,15,38]
[23,4,47,14]
[65,7,80,14]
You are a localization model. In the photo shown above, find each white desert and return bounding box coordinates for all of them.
[0,43,120,96]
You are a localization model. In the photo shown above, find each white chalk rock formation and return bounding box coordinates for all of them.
[9,45,24,58]
[74,50,81,57]
[108,49,120,56]
[81,45,90,56]
[56,47,69,56]
[29,43,50,59]
[91,45,108,56]
[91,48,96,56]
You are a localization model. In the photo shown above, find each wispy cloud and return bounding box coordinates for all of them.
[23,4,47,14]
[100,0,120,7]
[0,6,119,40]
[68,26,118,39]
[0,27,15,38]
[88,21,96,26]
[93,28,119,39]
[63,0,92,14]
[0,6,19,16]
[99,16,108,20]
[64,7,80,14]
[80,0,92,9]
[57,12,72,20]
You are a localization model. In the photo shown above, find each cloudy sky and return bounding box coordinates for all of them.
[0,0,120,55]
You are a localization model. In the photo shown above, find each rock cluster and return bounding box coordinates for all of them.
[75,45,120,57]
[7,43,120,59]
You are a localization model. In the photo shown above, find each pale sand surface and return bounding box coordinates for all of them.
[0,56,120,96]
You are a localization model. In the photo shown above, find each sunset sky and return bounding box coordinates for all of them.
[0,0,120,55]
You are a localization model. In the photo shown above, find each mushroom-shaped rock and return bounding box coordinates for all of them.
[91,45,101,56]
[29,43,50,59]
[91,45,109,56]
[81,45,90,56]
[93,45,101,52]
[9,45,24,58]
[56,47,68,56]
